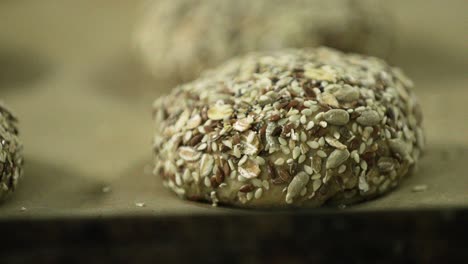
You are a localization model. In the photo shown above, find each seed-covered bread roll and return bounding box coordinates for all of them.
[0,103,23,202]
[136,0,393,84]
[152,47,424,208]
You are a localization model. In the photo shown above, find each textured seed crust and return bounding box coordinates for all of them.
[153,47,424,208]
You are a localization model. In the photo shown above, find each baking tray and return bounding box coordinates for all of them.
[0,0,466,262]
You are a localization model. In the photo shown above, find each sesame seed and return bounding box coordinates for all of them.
[338,165,347,174]
[301,109,313,116]
[222,140,233,149]
[293,146,301,159]
[333,131,340,139]
[289,115,300,122]
[252,179,262,187]
[312,174,322,180]
[274,158,285,166]
[254,188,263,199]
[307,141,319,149]
[318,137,325,146]
[385,129,392,139]
[247,131,256,143]
[317,150,327,158]
[319,121,328,128]
[304,165,313,175]
[290,129,299,141]
[278,137,287,146]
[360,160,368,171]
[262,180,270,190]
[306,121,315,130]
[289,139,296,149]
[255,156,265,165]
[351,150,360,163]
[352,123,358,133]
[233,145,241,158]
[313,179,322,191]
[197,143,208,151]
[300,143,308,154]
[412,184,428,192]
[102,186,112,193]
[298,155,306,164]
[237,175,247,182]
[359,142,366,154]
[204,177,211,187]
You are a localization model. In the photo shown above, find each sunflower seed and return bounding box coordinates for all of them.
[286,172,309,203]
[318,92,339,108]
[326,149,350,169]
[356,110,381,126]
[323,109,350,125]
[327,84,360,102]
[388,138,411,160]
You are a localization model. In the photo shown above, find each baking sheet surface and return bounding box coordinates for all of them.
[0,0,466,219]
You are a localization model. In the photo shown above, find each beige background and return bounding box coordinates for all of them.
[0,0,466,217]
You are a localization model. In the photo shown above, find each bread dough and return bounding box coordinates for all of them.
[152,47,424,208]
[136,0,393,84]
[0,103,23,202]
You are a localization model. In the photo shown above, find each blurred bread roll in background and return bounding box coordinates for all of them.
[135,0,393,85]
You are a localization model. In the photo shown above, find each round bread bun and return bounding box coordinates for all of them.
[136,0,393,85]
[0,103,23,202]
[152,47,424,208]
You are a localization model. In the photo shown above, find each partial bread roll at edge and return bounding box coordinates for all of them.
[0,103,23,202]
[152,47,424,208]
